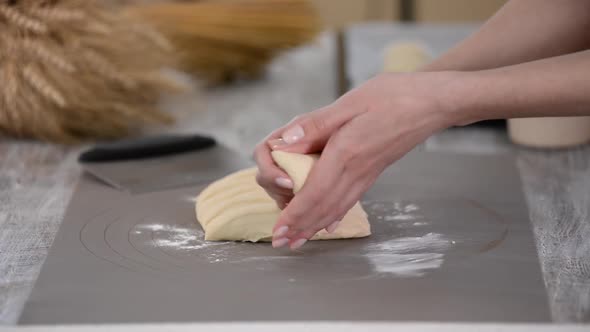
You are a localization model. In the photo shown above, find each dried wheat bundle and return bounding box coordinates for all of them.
[127,0,321,84]
[0,0,181,143]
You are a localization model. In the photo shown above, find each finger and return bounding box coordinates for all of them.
[265,114,310,150]
[256,171,293,211]
[271,108,374,247]
[325,220,340,233]
[266,192,289,209]
[273,147,345,238]
[295,171,371,243]
[277,146,362,248]
[255,171,293,196]
[271,105,361,155]
[260,105,360,210]
[286,174,359,247]
[325,209,351,233]
[254,143,293,196]
[281,121,378,247]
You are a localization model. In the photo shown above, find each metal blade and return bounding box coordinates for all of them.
[82,145,252,194]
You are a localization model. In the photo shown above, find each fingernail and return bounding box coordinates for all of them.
[290,238,307,250]
[272,238,289,248]
[282,125,304,144]
[275,177,293,189]
[273,225,289,238]
[268,138,287,149]
[326,220,340,233]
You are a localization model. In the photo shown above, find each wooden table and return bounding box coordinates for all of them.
[1,32,589,326]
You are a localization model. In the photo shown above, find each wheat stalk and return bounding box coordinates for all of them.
[22,64,68,107]
[0,0,181,143]
[29,7,85,21]
[21,38,76,73]
[127,0,321,84]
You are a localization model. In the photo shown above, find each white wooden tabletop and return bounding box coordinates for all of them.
[1,30,589,328]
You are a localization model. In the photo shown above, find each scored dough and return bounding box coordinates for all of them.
[195,151,371,242]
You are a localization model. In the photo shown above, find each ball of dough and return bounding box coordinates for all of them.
[383,41,432,73]
[195,151,371,242]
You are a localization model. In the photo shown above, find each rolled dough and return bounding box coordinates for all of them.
[195,151,371,242]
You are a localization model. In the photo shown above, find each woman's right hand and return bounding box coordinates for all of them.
[254,71,469,249]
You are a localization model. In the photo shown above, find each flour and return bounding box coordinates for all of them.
[364,232,450,277]
[365,200,427,229]
[134,201,451,279]
[134,223,228,253]
[366,200,422,222]
[141,224,166,232]
[384,214,415,221]
[365,253,444,277]
[182,196,198,203]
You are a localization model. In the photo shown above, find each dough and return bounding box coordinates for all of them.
[195,151,371,242]
[383,41,432,73]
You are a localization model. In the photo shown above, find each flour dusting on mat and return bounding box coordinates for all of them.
[364,200,427,227]
[364,232,450,277]
[133,200,452,279]
[366,200,422,221]
[384,214,415,221]
[134,223,228,254]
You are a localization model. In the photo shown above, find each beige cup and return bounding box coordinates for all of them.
[508,117,590,148]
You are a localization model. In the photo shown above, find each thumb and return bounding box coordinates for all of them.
[269,106,355,154]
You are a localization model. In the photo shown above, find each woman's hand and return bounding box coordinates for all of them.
[254,71,467,249]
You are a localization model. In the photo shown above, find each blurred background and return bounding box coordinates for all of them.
[0,0,508,146]
[3,0,589,150]
[312,0,506,27]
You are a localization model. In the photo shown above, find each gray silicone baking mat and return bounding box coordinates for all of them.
[20,150,550,324]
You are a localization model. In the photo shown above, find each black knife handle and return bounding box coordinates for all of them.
[79,134,216,163]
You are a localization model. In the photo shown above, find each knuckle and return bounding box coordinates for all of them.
[303,115,328,135]
[292,114,304,122]
[282,206,305,224]
[306,189,327,205]
[314,200,334,219]
[286,229,300,238]
[309,177,333,196]
[332,139,357,160]
[301,231,317,240]
[332,141,365,171]
[288,114,306,125]
[301,230,317,240]
[301,209,333,232]
[334,93,358,108]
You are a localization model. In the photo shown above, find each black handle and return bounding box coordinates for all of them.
[79,134,216,163]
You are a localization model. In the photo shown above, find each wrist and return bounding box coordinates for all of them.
[435,71,479,127]
[435,71,490,126]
